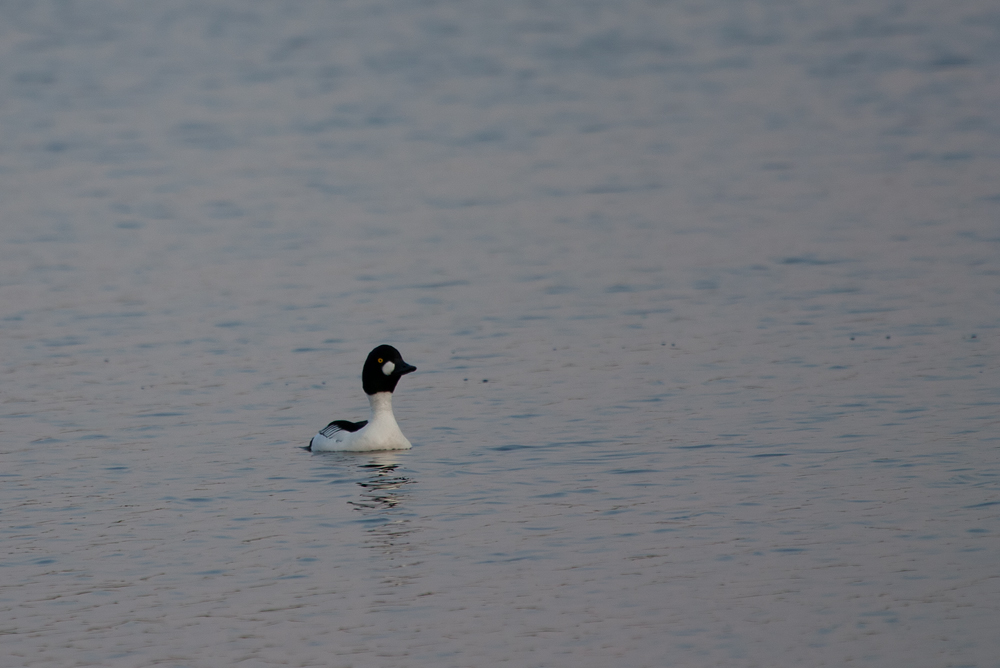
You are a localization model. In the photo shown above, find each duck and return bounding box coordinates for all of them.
[307,345,416,452]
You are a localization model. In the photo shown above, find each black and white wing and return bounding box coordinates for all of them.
[307,419,369,451]
[319,419,368,437]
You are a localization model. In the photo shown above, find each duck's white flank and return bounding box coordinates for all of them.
[310,392,411,452]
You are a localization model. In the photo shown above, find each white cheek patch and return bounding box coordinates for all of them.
[382,360,395,376]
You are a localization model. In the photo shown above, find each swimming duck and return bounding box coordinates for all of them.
[307,345,416,452]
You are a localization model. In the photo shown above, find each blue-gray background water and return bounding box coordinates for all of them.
[1,1,998,666]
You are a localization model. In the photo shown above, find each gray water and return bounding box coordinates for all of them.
[1,1,999,666]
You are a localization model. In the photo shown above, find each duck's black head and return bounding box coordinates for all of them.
[362,345,416,395]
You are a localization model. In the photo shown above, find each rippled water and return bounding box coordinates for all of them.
[2,0,999,666]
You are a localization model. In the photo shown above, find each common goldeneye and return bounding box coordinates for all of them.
[307,345,416,452]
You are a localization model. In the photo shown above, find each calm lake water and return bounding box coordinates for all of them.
[1,1,999,666]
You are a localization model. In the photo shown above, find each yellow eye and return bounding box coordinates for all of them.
[377,358,383,363]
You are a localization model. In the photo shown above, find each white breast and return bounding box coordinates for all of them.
[310,392,411,452]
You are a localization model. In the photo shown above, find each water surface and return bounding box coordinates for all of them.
[1,1,999,666]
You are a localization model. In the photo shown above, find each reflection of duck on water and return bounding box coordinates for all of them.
[305,451,419,559]
[350,456,414,511]
[350,454,420,570]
